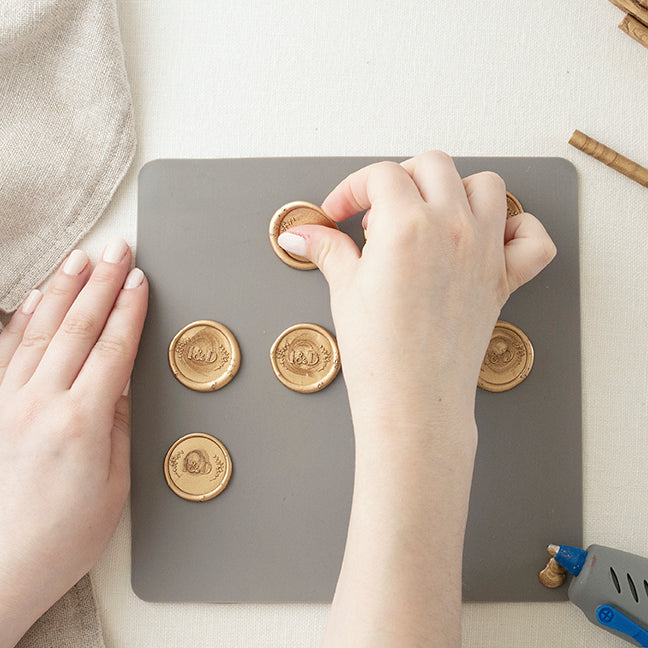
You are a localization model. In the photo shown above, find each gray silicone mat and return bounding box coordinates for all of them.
[132,157,582,603]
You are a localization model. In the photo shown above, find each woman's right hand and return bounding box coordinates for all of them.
[278,151,556,436]
[277,151,556,648]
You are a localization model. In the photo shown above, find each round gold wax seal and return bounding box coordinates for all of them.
[506,191,524,219]
[164,433,232,502]
[478,320,534,392]
[168,320,240,392]
[270,323,341,393]
[269,201,338,270]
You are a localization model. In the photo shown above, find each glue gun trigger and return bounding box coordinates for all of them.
[596,605,648,647]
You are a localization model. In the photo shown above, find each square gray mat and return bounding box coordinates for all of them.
[133,157,581,602]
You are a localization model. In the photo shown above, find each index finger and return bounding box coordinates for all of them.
[321,160,423,223]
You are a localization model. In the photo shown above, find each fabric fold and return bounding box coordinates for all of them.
[0,0,136,313]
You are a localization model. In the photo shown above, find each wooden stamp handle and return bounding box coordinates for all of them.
[619,14,648,49]
[609,0,648,26]
[569,130,648,188]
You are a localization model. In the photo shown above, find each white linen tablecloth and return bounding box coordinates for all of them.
[85,1,648,645]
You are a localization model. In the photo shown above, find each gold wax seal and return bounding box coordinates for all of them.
[478,320,534,392]
[270,323,341,393]
[168,320,240,392]
[538,557,567,588]
[164,433,232,502]
[506,191,524,219]
[269,201,338,270]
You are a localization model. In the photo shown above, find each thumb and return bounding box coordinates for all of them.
[504,212,557,294]
[277,224,360,289]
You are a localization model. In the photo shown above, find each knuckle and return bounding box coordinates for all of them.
[480,171,506,190]
[61,314,97,339]
[94,333,130,358]
[315,236,335,272]
[20,328,51,350]
[375,160,409,180]
[90,266,120,288]
[543,239,558,264]
[47,284,72,299]
[424,149,453,165]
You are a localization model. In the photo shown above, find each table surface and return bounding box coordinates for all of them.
[80,1,648,646]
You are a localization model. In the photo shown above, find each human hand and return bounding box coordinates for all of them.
[0,239,148,648]
[278,152,556,435]
[277,153,556,647]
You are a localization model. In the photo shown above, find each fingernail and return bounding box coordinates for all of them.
[21,289,43,315]
[103,238,129,264]
[277,232,308,258]
[123,267,144,290]
[121,378,131,397]
[63,249,88,276]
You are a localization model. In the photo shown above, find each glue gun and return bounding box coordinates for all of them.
[551,544,648,647]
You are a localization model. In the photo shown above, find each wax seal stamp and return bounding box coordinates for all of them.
[168,320,240,392]
[163,432,232,502]
[506,191,524,219]
[269,201,338,270]
[270,323,340,393]
[478,320,534,392]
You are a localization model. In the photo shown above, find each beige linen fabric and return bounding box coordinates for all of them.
[0,0,136,314]
[16,576,105,648]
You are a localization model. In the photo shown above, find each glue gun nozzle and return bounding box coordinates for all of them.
[547,544,560,556]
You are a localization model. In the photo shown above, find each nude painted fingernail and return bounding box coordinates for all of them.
[103,238,129,264]
[21,289,43,315]
[277,232,308,258]
[123,267,144,290]
[63,249,89,275]
[121,378,131,397]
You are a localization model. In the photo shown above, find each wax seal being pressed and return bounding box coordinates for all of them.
[164,433,232,502]
[506,191,524,219]
[478,320,534,392]
[269,201,338,270]
[270,323,341,393]
[168,320,240,392]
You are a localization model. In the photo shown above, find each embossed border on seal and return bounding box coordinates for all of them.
[269,323,341,393]
[168,320,241,392]
[506,191,524,219]
[477,319,534,393]
[268,201,338,270]
[163,432,233,502]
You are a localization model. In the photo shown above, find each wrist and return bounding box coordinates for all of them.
[348,386,478,444]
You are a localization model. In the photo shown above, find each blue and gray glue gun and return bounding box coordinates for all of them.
[551,544,648,646]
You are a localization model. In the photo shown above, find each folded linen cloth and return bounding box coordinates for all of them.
[0,0,136,314]
[16,575,106,648]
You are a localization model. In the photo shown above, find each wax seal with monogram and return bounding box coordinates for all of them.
[168,320,241,392]
[163,432,232,502]
[506,191,524,219]
[269,201,338,270]
[478,320,534,392]
[270,323,341,393]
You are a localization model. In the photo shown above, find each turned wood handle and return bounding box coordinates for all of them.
[569,130,648,188]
